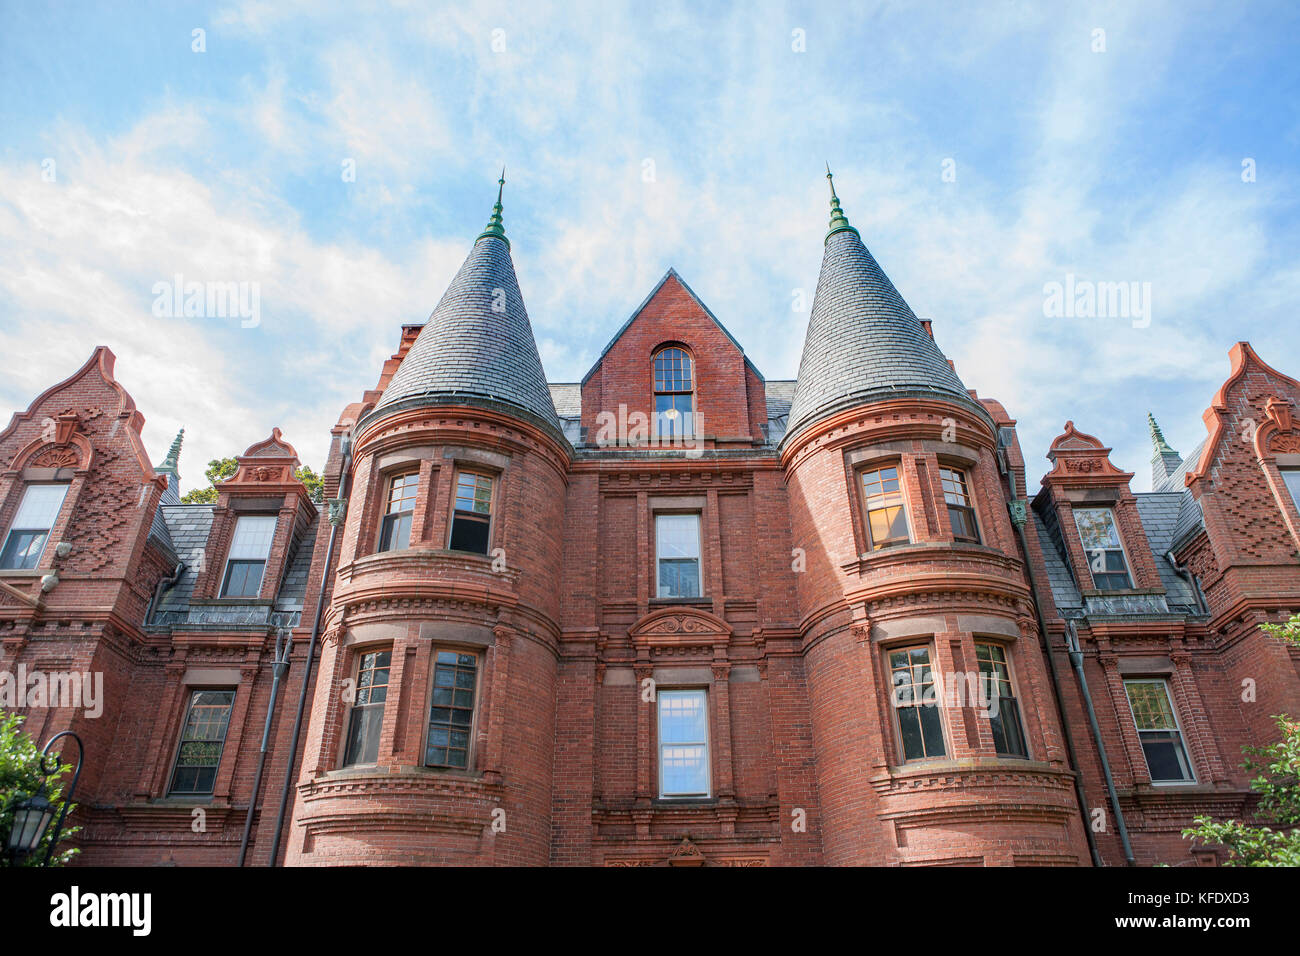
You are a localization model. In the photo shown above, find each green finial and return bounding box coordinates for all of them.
[476,168,510,249]
[1147,412,1175,454]
[824,164,860,243]
[157,428,184,476]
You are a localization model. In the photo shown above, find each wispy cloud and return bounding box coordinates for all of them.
[1,0,1297,494]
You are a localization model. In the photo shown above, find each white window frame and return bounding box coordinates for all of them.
[654,512,703,599]
[1123,677,1196,785]
[0,483,69,570]
[1073,507,1133,590]
[657,687,711,798]
[220,514,277,598]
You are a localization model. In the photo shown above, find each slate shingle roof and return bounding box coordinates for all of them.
[783,229,977,446]
[1033,510,1082,611]
[1134,492,1199,610]
[1150,437,1207,551]
[373,235,562,439]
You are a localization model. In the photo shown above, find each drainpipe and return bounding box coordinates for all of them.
[266,433,352,865]
[1007,501,1105,867]
[1065,619,1136,865]
[237,626,293,866]
[1165,550,1208,616]
[146,561,185,625]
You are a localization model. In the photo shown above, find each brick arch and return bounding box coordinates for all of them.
[10,430,94,473]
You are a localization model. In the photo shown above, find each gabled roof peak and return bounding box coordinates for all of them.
[579,267,763,386]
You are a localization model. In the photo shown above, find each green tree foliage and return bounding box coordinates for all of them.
[1261,612,1300,647]
[1183,714,1300,866]
[296,465,324,502]
[179,457,324,504]
[0,712,78,867]
[179,457,237,504]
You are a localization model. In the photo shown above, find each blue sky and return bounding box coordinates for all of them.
[2,0,1298,491]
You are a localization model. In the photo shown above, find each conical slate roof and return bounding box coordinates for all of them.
[783,175,975,445]
[373,184,562,440]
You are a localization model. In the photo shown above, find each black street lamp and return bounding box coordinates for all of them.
[4,731,83,866]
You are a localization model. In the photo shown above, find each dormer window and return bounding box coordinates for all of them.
[221,514,277,598]
[0,483,68,570]
[861,466,911,550]
[1073,508,1132,590]
[653,346,694,439]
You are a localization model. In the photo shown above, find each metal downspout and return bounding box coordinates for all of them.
[1009,506,1105,867]
[1065,619,1137,865]
[267,435,352,865]
[237,627,293,866]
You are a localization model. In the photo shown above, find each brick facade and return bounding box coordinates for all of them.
[4,245,1299,867]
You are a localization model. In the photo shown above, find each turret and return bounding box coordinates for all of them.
[286,176,568,866]
[781,171,1089,866]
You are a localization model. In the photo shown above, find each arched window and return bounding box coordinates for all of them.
[653,346,694,439]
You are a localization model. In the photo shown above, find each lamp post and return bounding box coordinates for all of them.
[4,730,84,866]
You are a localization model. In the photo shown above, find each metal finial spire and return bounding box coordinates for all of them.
[477,168,510,249]
[824,164,859,243]
[1147,412,1175,454]
[157,428,185,476]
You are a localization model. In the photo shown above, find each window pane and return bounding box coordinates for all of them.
[660,745,709,795]
[656,514,700,560]
[228,515,276,560]
[659,689,709,796]
[343,704,385,766]
[939,468,969,506]
[379,512,412,552]
[658,559,700,598]
[221,559,265,597]
[10,484,68,529]
[990,698,1028,758]
[1125,680,1177,730]
[868,505,909,549]
[659,690,707,742]
[1140,733,1194,782]
[386,473,419,513]
[655,393,694,438]
[426,651,477,769]
[653,347,693,392]
[897,706,925,760]
[449,514,490,554]
[169,690,234,795]
[454,472,493,514]
[0,530,49,570]
[1074,508,1121,550]
[890,646,945,760]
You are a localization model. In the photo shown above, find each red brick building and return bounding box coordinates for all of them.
[3,177,1298,866]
